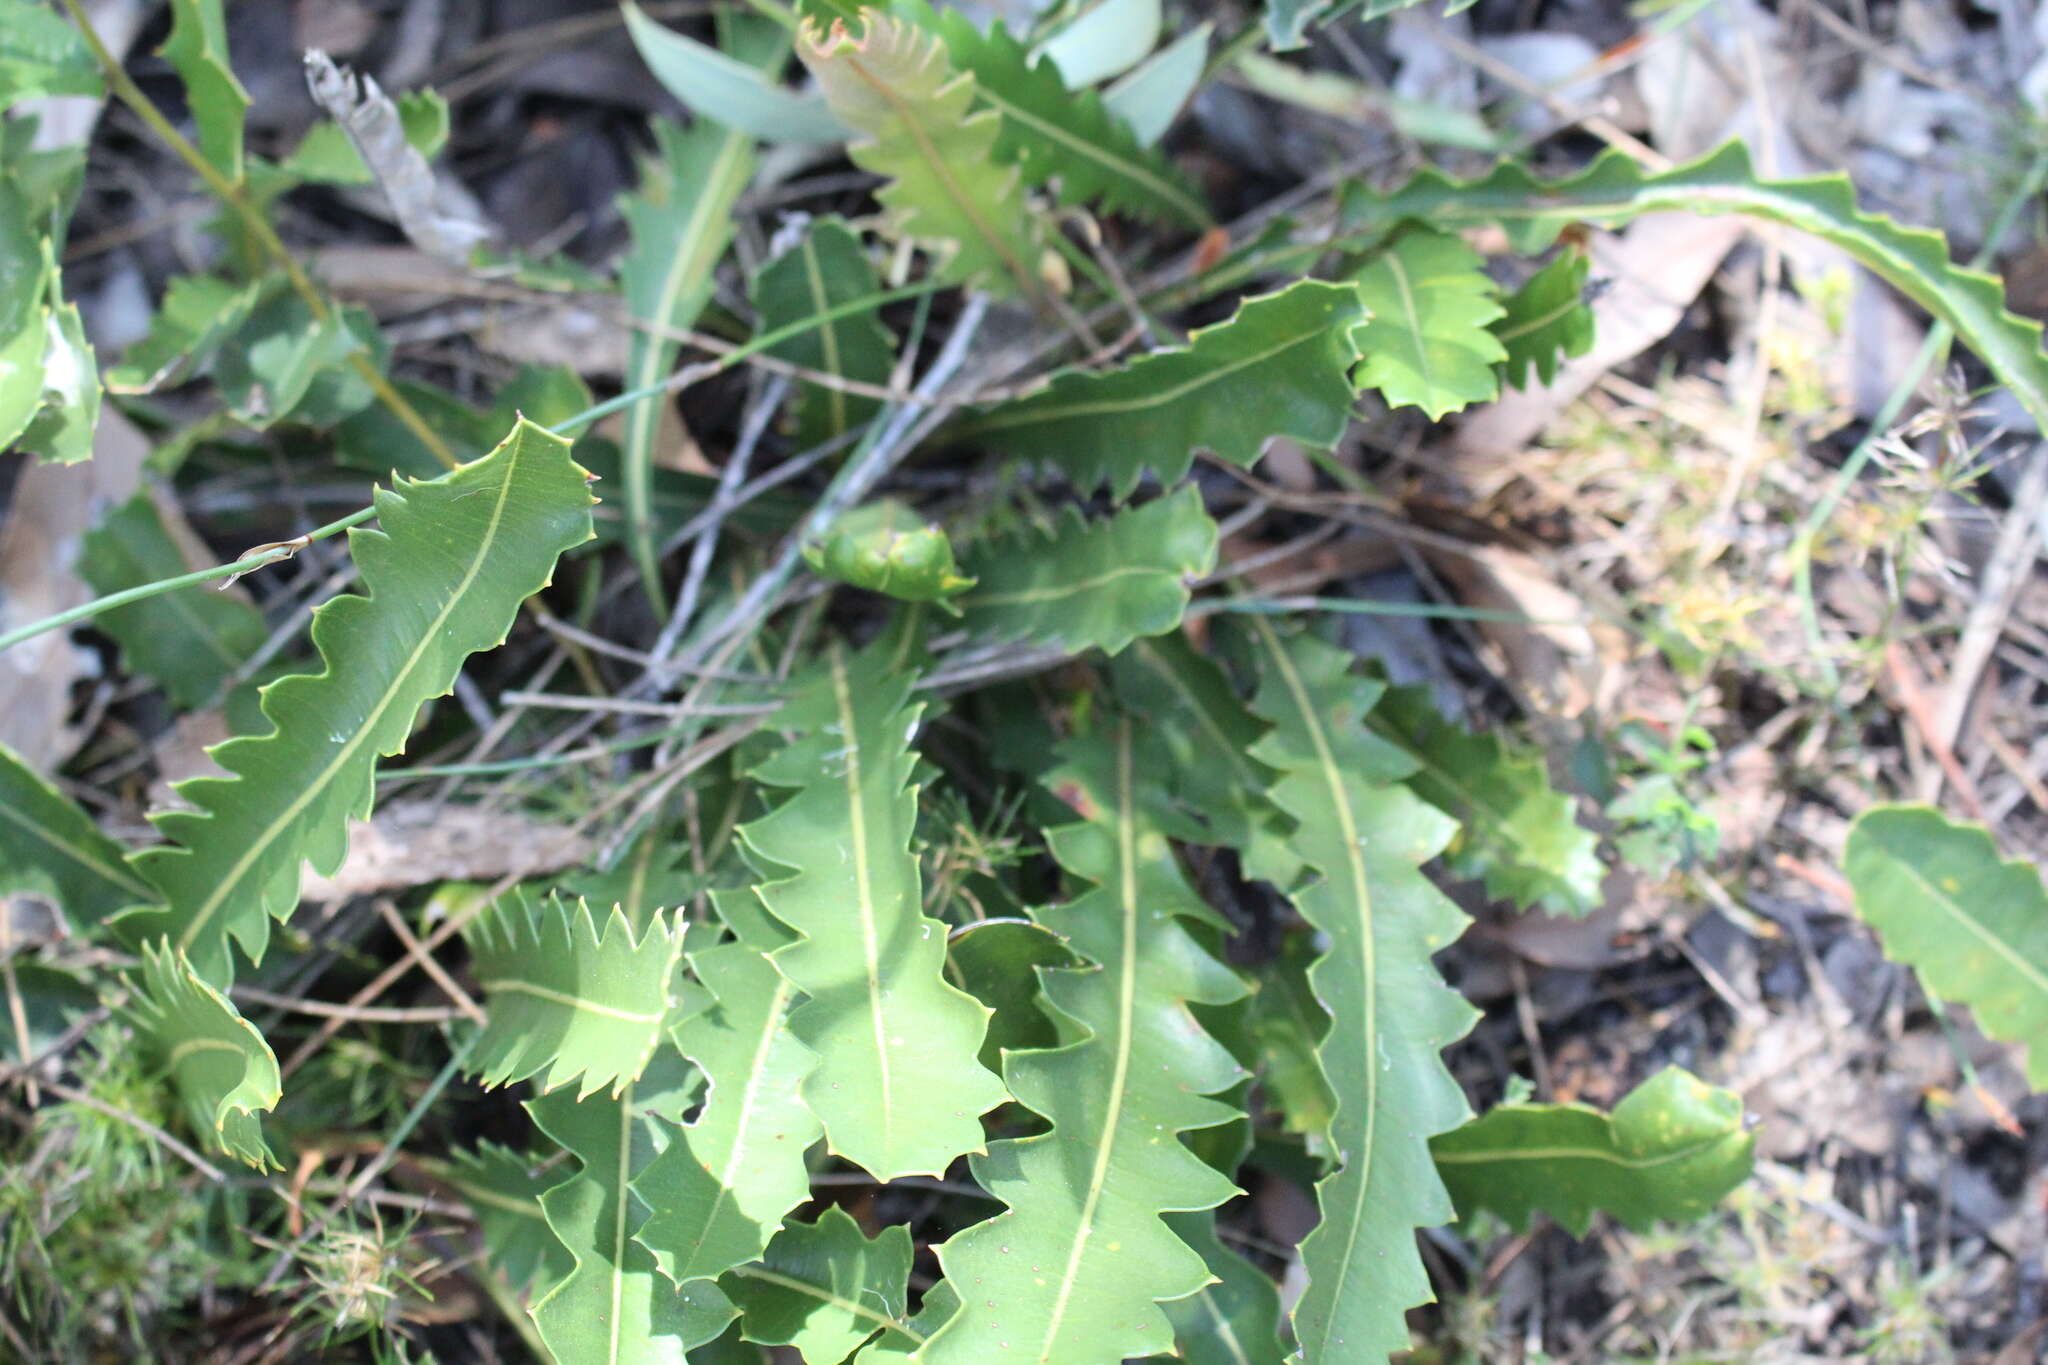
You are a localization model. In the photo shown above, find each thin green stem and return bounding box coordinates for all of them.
[60,0,459,471]
[0,507,377,656]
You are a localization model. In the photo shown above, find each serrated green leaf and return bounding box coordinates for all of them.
[798,13,1043,299]
[961,280,1365,498]
[529,1055,740,1364]
[1349,227,1506,420]
[1239,620,1476,1362]
[805,500,974,608]
[624,0,849,145]
[618,117,754,615]
[0,0,101,106]
[115,419,595,985]
[79,492,265,708]
[1339,139,2048,433]
[1494,248,1594,388]
[1266,0,1470,51]
[919,2,1207,228]
[634,940,822,1285]
[0,292,46,450]
[161,0,248,183]
[741,645,1006,1179]
[751,217,894,451]
[464,889,686,1099]
[441,1141,576,1290]
[0,740,156,931]
[280,89,448,184]
[1844,806,2048,1090]
[1368,685,1603,915]
[955,485,1216,656]
[918,721,1246,1365]
[724,1208,913,1365]
[124,941,281,1169]
[1432,1066,1754,1235]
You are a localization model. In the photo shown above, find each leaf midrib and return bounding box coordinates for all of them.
[831,649,899,1159]
[1257,619,1379,1360]
[0,794,156,902]
[1039,723,1142,1359]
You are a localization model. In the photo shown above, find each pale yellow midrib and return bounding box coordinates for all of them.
[474,978,663,1023]
[1260,620,1379,1357]
[1039,725,1140,1358]
[831,651,898,1161]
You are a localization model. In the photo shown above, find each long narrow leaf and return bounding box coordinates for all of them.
[955,485,1217,656]
[619,118,755,614]
[1431,1067,1754,1235]
[751,217,895,451]
[740,645,1006,1179]
[1240,620,1476,1362]
[960,281,1365,498]
[918,721,1246,1365]
[1339,140,2048,432]
[115,419,595,984]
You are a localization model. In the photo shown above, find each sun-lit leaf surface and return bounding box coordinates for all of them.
[918,722,1246,1365]
[441,1141,575,1290]
[1845,806,2048,1090]
[617,116,754,615]
[634,939,822,1285]
[962,280,1366,498]
[1432,1067,1753,1235]
[624,0,848,144]
[920,1,1208,227]
[123,941,281,1169]
[1239,620,1476,1362]
[464,889,686,1099]
[1349,227,1506,420]
[1494,247,1595,388]
[529,1053,740,1364]
[798,12,1043,299]
[751,216,894,451]
[161,0,249,183]
[79,493,265,709]
[1339,139,2048,433]
[115,419,595,984]
[956,485,1217,657]
[741,645,1007,1179]
[724,1208,913,1365]
[0,740,157,932]
[1369,684,1603,915]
